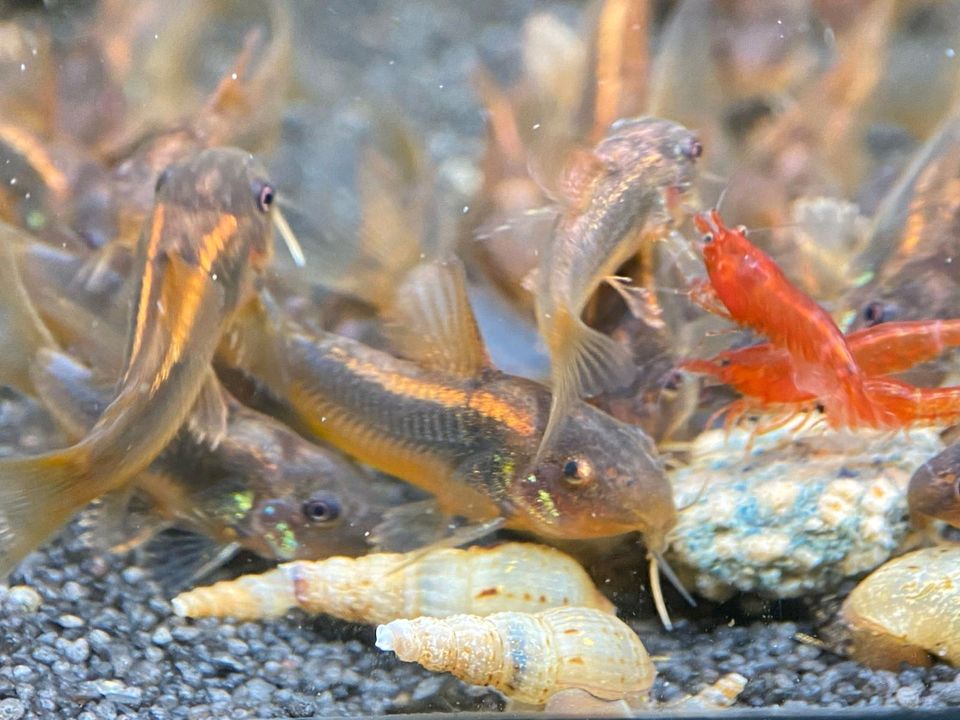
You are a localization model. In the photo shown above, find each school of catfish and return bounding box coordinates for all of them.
[4,0,960,712]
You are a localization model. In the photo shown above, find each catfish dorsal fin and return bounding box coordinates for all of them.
[388,256,489,377]
[187,370,230,450]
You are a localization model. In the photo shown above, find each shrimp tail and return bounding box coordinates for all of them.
[538,314,635,457]
[0,446,93,578]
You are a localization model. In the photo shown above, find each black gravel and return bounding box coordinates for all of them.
[3,1,960,718]
[3,523,960,718]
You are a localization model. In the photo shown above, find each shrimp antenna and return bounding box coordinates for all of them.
[272,206,306,267]
[276,194,305,213]
[715,182,730,214]
[699,170,730,186]
[648,549,696,631]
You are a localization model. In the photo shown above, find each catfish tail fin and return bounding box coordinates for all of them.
[0,447,92,578]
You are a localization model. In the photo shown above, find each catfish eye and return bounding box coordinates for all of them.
[253,181,275,213]
[154,167,172,194]
[682,139,703,160]
[302,496,340,523]
[861,300,893,327]
[562,457,594,486]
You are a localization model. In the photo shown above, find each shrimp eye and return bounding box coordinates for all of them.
[701,233,714,244]
[562,457,594,486]
[302,496,340,523]
[253,181,276,213]
[861,300,893,326]
[736,225,748,236]
[682,139,703,160]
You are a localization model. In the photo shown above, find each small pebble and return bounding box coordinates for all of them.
[0,698,25,720]
[121,567,146,585]
[151,627,173,646]
[30,647,57,666]
[63,638,91,664]
[171,625,201,643]
[56,614,84,629]
[896,686,923,709]
[6,586,40,612]
[235,678,276,703]
[93,679,143,707]
[10,666,33,684]
[61,581,86,602]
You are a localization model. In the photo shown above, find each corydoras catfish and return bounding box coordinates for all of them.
[532,116,700,456]
[0,147,278,577]
[13,230,414,589]
[220,256,684,624]
[30,348,405,588]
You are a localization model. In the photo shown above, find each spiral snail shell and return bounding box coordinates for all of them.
[172,542,613,622]
[841,545,960,669]
[375,606,654,705]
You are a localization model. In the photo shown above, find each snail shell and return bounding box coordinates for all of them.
[172,542,613,622]
[841,545,960,669]
[375,606,654,705]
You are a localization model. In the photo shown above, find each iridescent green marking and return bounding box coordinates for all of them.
[537,489,560,519]
[230,490,255,520]
[838,309,857,332]
[26,210,45,230]
[269,521,299,559]
[851,270,874,288]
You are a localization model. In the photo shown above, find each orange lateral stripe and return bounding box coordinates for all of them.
[151,212,238,391]
[331,349,536,438]
[0,123,69,198]
[127,202,166,375]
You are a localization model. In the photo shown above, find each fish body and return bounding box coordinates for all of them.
[534,116,700,454]
[31,348,394,567]
[0,147,277,577]
[908,441,960,529]
[225,258,676,549]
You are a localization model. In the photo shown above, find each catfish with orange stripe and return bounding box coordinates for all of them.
[220,256,677,549]
[0,147,279,578]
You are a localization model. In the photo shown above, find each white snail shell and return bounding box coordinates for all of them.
[841,545,960,669]
[172,542,613,623]
[376,606,654,705]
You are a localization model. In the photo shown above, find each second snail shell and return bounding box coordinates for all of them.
[376,606,654,705]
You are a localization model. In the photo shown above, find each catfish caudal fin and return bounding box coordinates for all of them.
[0,447,93,577]
[538,315,635,457]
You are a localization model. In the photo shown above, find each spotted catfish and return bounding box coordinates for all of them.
[0,147,280,577]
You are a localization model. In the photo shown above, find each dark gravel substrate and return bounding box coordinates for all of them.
[3,1,960,718]
[3,522,960,718]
